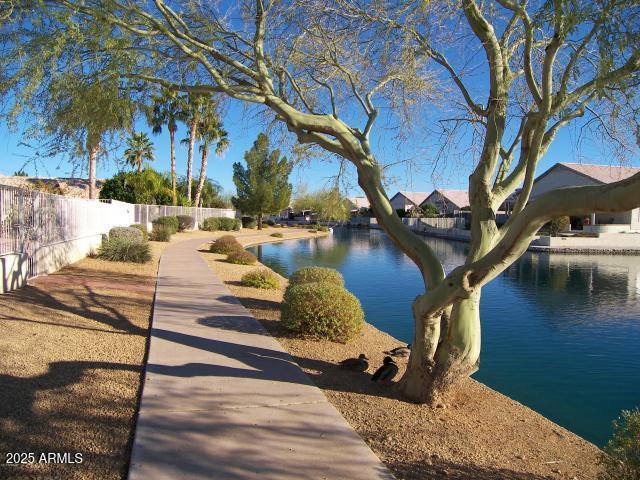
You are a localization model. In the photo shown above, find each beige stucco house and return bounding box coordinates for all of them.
[389,191,429,212]
[420,189,469,215]
[530,162,640,232]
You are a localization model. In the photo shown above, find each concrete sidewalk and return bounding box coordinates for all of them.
[129,237,394,480]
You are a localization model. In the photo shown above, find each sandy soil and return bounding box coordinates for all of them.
[0,230,213,480]
[202,232,603,480]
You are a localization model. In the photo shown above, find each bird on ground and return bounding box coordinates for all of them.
[384,344,411,358]
[371,356,399,383]
[339,354,369,372]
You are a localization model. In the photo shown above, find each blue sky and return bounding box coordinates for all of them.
[1,95,638,198]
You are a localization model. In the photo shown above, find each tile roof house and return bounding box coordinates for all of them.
[347,196,370,211]
[389,191,429,212]
[0,175,103,199]
[421,189,469,215]
[530,162,640,231]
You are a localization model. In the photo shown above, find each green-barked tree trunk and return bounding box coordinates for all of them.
[8,0,640,403]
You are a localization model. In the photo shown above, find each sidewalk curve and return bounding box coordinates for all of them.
[128,237,395,480]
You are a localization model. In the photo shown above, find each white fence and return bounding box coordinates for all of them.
[134,204,235,228]
[0,184,235,279]
[403,217,467,230]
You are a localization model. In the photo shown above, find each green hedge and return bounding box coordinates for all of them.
[152,216,178,234]
[241,269,280,289]
[201,217,241,231]
[281,281,364,342]
[97,237,151,263]
[288,267,344,288]
[270,232,284,238]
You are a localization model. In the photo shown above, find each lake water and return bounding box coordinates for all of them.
[248,227,640,447]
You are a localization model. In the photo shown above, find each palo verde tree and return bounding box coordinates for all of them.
[41,76,134,199]
[232,133,292,229]
[293,187,351,223]
[8,0,640,403]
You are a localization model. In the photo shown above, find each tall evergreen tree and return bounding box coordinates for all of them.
[232,133,292,230]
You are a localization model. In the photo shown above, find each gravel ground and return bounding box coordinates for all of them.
[0,230,213,480]
[202,232,603,480]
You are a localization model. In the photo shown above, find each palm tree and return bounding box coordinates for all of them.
[193,109,229,207]
[149,88,182,205]
[125,132,154,172]
[178,93,208,205]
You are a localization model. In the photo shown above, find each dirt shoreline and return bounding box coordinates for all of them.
[201,231,602,480]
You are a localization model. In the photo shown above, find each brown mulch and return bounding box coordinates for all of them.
[202,233,603,480]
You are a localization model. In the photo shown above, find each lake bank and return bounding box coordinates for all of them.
[202,232,603,480]
[248,228,640,447]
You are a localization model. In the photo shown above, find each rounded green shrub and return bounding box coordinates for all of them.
[109,226,143,242]
[226,250,257,265]
[318,226,329,232]
[151,224,172,242]
[210,235,243,254]
[265,219,275,226]
[129,223,148,241]
[176,215,195,232]
[97,238,151,263]
[288,267,344,287]
[241,269,280,289]
[241,216,257,229]
[152,216,178,234]
[270,232,284,238]
[281,282,364,342]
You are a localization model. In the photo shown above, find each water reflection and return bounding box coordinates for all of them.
[250,228,640,446]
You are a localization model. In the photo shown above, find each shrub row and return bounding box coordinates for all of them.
[201,217,241,232]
